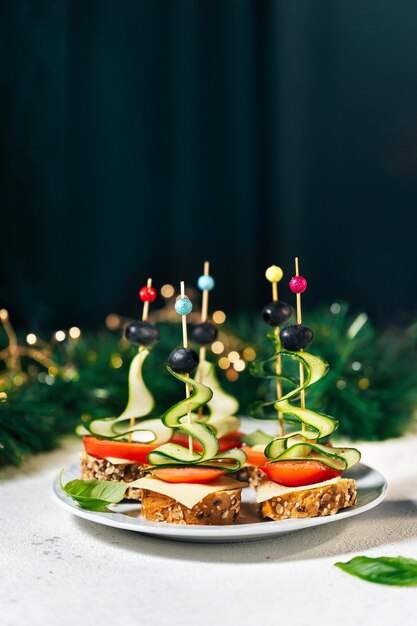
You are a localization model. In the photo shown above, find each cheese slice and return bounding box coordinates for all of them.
[129,476,247,509]
[103,457,135,465]
[256,476,341,503]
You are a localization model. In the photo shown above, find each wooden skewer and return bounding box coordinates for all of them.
[179,281,194,455]
[265,267,285,436]
[180,281,189,349]
[142,278,152,323]
[272,281,278,302]
[201,261,210,323]
[272,283,284,438]
[129,278,153,442]
[294,257,306,434]
[198,261,210,388]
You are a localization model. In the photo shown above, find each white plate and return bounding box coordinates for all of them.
[52,460,387,543]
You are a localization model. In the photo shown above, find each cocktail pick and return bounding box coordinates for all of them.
[289,258,308,433]
[140,278,156,323]
[195,261,215,379]
[127,278,158,441]
[187,262,216,418]
[265,265,285,436]
[174,281,195,454]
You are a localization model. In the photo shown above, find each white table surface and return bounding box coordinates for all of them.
[1,434,416,626]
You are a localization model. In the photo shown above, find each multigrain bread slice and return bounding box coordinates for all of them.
[80,451,145,501]
[237,465,264,489]
[260,478,357,521]
[141,488,242,525]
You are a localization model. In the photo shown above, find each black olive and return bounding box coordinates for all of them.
[280,324,313,351]
[168,347,199,374]
[124,321,160,346]
[189,322,218,346]
[262,301,293,326]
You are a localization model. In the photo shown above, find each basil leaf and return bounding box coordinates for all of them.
[60,471,127,511]
[335,556,417,586]
[241,430,272,447]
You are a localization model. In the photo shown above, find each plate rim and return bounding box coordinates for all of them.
[52,462,388,541]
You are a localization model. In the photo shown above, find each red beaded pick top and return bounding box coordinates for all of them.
[289,275,308,294]
[139,286,157,302]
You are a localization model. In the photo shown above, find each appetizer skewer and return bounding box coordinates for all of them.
[264,264,291,436]
[80,281,171,500]
[174,280,195,454]
[128,278,157,442]
[289,258,308,434]
[131,283,247,525]
[196,260,213,387]
[239,264,292,486]
[189,262,241,440]
[255,258,361,520]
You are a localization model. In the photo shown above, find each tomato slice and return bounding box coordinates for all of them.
[221,431,245,442]
[242,447,268,467]
[84,436,158,464]
[260,460,341,487]
[171,433,242,453]
[152,467,225,484]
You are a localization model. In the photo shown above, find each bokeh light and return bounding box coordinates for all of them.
[233,359,245,372]
[212,310,226,324]
[211,341,224,354]
[228,351,240,363]
[218,357,230,370]
[243,347,256,361]
[161,284,175,298]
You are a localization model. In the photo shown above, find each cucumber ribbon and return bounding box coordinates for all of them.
[79,349,172,445]
[193,361,240,438]
[250,348,360,471]
[147,368,246,471]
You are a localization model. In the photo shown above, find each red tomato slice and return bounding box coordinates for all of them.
[242,447,268,467]
[84,436,158,464]
[260,460,341,487]
[171,433,242,452]
[152,467,225,484]
[219,434,242,449]
[221,431,245,442]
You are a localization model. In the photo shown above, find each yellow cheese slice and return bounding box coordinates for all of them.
[256,476,341,503]
[129,476,246,509]
[104,457,135,465]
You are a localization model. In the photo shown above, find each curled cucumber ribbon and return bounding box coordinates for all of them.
[147,368,246,471]
[194,360,240,438]
[80,350,172,445]
[250,347,360,470]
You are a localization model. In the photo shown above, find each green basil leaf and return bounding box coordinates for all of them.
[59,470,127,511]
[241,430,272,447]
[335,556,417,586]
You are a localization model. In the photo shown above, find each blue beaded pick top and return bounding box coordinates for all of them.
[175,297,193,315]
[197,275,215,291]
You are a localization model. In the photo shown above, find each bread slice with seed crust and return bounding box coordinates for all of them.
[80,451,145,501]
[260,478,357,521]
[141,488,242,525]
[237,465,264,489]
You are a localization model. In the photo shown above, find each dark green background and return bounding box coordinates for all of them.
[1,1,416,330]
